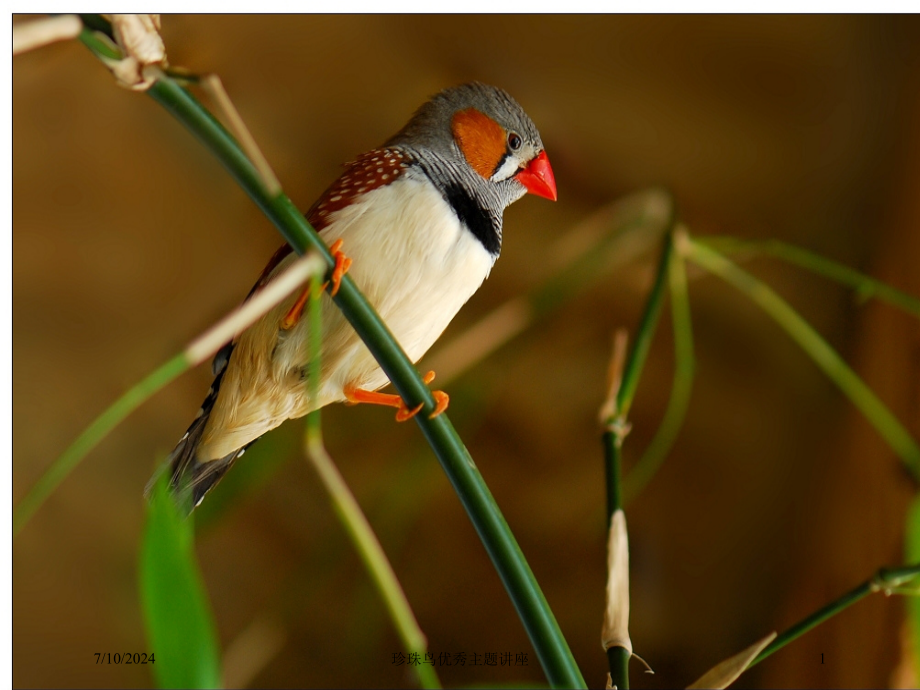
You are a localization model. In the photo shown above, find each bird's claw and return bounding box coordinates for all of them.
[428,390,449,419]
[324,239,352,298]
[283,239,351,329]
[394,401,425,422]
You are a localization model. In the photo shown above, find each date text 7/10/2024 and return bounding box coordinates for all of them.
[95,653,155,664]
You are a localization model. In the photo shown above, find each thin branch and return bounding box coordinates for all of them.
[201,74,281,196]
[598,226,677,690]
[750,564,920,667]
[305,438,441,689]
[599,330,630,428]
[612,232,676,423]
[600,230,675,528]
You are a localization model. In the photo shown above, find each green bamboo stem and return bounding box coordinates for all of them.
[14,353,188,535]
[78,19,584,688]
[604,431,624,521]
[606,646,630,690]
[600,233,675,690]
[622,232,695,505]
[681,235,920,481]
[750,564,920,667]
[612,235,675,424]
[698,236,920,318]
[602,434,629,690]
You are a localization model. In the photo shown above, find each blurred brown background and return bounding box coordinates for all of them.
[12,14,920,689]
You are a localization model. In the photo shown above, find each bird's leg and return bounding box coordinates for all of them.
[344,388,425,422]
[280,239,352,331]
[281,285,312,331]
[344,371,450,422]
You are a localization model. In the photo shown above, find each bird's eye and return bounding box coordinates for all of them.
[508,132,522,151]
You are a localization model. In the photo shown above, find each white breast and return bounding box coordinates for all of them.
[278,172,495,403]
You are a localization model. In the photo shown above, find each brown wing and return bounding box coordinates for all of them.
[306,148,409,228]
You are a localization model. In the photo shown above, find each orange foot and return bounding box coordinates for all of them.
[325,238,352,298]
[344,371,450,422]
[280,239,352,330]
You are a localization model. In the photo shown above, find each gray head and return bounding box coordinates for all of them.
[386,82,556,202]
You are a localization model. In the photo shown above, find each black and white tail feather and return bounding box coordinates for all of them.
[147,341,251,512]
[147,237,297,512]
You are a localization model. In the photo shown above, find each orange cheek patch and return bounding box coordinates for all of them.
[451,108,506,180]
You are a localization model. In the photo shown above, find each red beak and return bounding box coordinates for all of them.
[515,150,557,201]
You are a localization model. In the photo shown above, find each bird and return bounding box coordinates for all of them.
[160,82,557,509]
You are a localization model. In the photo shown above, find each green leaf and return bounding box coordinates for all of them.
[697,236,920,319]
[906,496,920,682]
[682,236,920,480]
[140,475,222,689]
